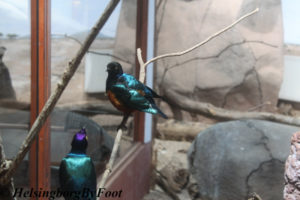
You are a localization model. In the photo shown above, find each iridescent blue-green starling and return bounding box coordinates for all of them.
[106,62,168,130]
[59,128,96,200]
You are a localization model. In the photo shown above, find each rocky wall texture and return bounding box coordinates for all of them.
[155,0,283,118]
[284,132,300,200]
[113,0,136,73]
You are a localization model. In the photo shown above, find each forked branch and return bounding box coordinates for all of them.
[137,8,259,83]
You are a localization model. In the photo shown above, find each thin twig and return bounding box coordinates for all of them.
[247,101,271,112]
[0,0,120,186]
[98,129,122,188]
[248,192,263,200]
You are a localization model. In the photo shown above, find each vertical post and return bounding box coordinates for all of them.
[144,0,156,143]
[134,0,148,142]
[30,0,51,198]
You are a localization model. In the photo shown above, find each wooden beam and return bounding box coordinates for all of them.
[134,0,148,142]
[100,143,152,200]
[29,0,51,198]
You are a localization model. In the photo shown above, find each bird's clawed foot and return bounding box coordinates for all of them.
[117,114,130,131]
[117,124,127,131]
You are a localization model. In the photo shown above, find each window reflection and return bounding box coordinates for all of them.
[51,0,137,188]
[0,0,139,191]
[0,0,31,190]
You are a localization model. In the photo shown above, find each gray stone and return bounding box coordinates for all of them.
[187,119,299,200]
[155,0,283,117]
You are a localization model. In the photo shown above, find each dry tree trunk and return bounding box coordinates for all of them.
[166,90,300,126]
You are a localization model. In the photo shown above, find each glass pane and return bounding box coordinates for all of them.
[279,1,300,102]
[50,0,136,188]
[0,0,31,191]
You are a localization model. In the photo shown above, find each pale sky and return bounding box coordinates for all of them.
[281,0,300,45]
[0,0,122,37]
[0,0,299,44]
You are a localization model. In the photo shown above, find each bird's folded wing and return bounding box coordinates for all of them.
[118,74,162,99]
[110,84,150,110]
[88,158,97,190]
[59,159,71,190]
[118,74,144,90]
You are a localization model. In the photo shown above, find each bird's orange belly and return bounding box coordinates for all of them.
[107,90,133,114]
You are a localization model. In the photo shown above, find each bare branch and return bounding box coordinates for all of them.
[98,129,122,188]
[144,8,259,67]
[165,90,300,127]
[137,48,146,83]
[0,0,120,186]
[136,8,259,84]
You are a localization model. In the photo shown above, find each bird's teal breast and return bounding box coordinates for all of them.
[64,156,93,180]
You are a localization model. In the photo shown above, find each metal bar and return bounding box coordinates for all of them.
[144,0,156,143]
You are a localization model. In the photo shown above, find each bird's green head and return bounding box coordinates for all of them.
[71,128,88,154]
[106,62,123,76]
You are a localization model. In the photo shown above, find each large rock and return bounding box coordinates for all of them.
[155,0,283,117]
[187,119,299,200]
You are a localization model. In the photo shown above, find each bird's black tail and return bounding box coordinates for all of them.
[152,104,168,119]
[146,86,163,98]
